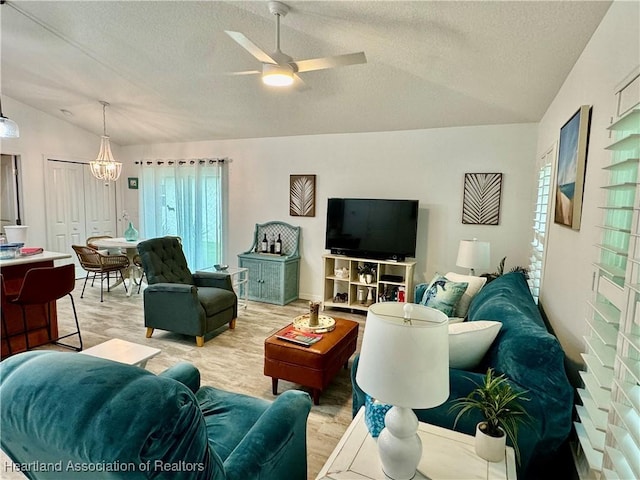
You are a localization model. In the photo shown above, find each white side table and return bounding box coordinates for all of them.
[226,267,249,309]
[197,267,249,309]
[80,338,161,368]
[317,407,517,480]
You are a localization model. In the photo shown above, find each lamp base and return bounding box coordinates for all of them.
[377,406,422,480]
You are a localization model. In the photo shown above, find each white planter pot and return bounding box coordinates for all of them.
[474,422,506,462]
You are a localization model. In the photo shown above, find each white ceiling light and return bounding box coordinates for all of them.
[262,63,294,87]
[90,101,122,182]
[0,96,19,138]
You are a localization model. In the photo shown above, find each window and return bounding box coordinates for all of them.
[139,159,225,270]
[528,154,553,303]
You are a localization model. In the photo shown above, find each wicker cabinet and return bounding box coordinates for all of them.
[238,221,300,305]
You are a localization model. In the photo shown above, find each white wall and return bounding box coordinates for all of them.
[0,97,124,247]
[537,0,639,382]
[122,123,537,300]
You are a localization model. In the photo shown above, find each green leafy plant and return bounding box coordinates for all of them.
[450,368,531,465]
[357,263,376,276]
[481,256,529,283]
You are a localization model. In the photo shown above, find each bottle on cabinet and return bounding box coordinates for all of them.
[269,234,276,254]
[261,233,268,253]
[275,234,282,255]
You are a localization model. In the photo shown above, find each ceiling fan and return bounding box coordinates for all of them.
[225,1,367,87]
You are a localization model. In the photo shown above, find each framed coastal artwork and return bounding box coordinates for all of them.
[554,105,592,230]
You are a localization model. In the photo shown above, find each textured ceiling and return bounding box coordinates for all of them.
[1,1,612,146]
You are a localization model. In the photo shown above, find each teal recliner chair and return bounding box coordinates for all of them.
[0,351,312,479]
[137,237,237,347]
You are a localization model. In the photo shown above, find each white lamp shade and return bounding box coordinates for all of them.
[262,63,294,86]
[0,116,19,138]
[456,239,490,270]
[356,302,449,409]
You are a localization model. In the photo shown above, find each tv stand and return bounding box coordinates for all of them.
[322,254,416,313]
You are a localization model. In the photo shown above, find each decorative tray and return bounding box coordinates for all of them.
[293,314,336,333]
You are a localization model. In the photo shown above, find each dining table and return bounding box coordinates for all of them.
[90,237,144,297]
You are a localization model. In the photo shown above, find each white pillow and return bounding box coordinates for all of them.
[448,320,501,370]
[445,272,487,318]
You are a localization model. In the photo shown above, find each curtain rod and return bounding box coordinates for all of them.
[135,157,229,166]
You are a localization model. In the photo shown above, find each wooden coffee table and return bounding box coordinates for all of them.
[264,318,359,405]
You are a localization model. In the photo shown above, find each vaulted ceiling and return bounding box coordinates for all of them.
[1,1,612,145]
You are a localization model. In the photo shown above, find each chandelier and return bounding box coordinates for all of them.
[90,101,122,181]
[0,96,20,138]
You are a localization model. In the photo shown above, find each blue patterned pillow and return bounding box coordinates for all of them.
[364,394,392,438]
[419,274,468,317]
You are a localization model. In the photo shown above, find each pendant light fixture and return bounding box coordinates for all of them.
[0,96,20,138]
[90,101,122,181]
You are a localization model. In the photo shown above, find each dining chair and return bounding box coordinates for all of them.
[10,263,83,352]
[71,245,130,302]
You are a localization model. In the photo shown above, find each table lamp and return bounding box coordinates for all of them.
[456,238,490,275]
[356,302,449,480]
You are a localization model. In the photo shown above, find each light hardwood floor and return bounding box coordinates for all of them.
[1,277,366,479]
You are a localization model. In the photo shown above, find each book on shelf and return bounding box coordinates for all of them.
[276,326,323,347]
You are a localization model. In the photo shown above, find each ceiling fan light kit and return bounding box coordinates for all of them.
[262,63,294,86]
[226,1,366,88]
[90,101,122,182]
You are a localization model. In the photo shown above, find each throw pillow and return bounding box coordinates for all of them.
[445,272,487,318]
[364,394,392,438]
[448,320,502,369]
[419,274,468,317]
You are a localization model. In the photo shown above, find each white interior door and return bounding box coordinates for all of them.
[45,159,117,274]
[0,154,19,232]
[85,173,117,238]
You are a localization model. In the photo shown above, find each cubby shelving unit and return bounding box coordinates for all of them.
[322,254,416,313]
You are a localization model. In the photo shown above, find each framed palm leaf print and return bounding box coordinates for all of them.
[462,173,503,225]
[290,174,316,217]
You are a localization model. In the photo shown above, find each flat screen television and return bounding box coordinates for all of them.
[325,198,419,261]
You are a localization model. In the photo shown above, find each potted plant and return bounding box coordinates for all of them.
[357,263,376,284]
[450,368,531,464]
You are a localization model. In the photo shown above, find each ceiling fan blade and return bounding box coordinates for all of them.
[294,52,367,73]
[225,31,277,64]
[222,70,261,76]
[293,74,309,91]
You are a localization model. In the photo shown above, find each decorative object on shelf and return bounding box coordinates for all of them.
[456,238,491,275]
[90,101,122,182]
[0,96,19,138]
[357,287,366,304]
[289,174,316,217]
[214,264,229,271]
[127,177,139,189]
[365,287,375,306]
[554,105,592,230]
[124,222,139,241]
[356,302,449,480]
[450,368,531,465]
[333,292,348,303]
[357,263,376,283]
[334,267,349,279]
[462,173,502,225]
[293,313,336,333]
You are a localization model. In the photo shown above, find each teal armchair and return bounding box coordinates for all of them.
[137,237,237,346]
[0,351,312,479]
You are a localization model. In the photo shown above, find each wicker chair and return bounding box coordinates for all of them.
[71,245,130,302]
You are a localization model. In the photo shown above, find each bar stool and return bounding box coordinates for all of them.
[11,263,83,352]
[1,274,12,356]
